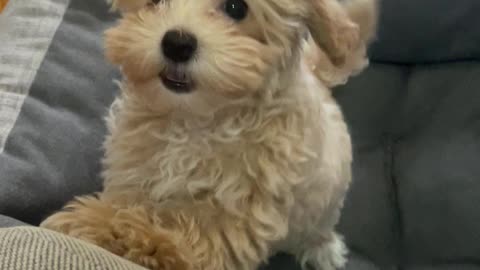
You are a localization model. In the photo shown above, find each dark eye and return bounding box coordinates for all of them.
[148,0,161,6]
[224,0,248,21]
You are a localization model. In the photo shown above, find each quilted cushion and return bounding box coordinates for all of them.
[335,62,480,270]
[370,0,480,63]
[0,215,27,228]
[0,0,119,225]
[333,0,480,267]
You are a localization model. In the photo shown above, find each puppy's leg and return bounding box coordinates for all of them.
[41,196,271,270]
[298,232,348,270]
[40,196,191,270]
[284,178,350,270]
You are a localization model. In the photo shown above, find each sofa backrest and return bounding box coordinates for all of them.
[335,0,480,269]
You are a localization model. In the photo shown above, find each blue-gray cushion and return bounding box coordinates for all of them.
[369,0,480,63]
[335,61,480,269]
[0,0,119,225]
[0,215,27,228]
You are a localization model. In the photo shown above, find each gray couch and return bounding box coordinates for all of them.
[1,0,479,269]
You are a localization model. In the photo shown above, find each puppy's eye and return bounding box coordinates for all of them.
[148,0,162,6]
[224,0,248,21]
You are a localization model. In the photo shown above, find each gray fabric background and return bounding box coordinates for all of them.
[0,0,70,152]
[370,0,480,63]
[0,215,27,228]
[334,62,480,269]
[0,0,119,225]
[1,0,479,269]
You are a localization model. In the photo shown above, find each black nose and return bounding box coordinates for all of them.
[161,30,197,63]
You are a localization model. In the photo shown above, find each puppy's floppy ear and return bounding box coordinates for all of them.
[304,0,360,66]
[106,0,149,12]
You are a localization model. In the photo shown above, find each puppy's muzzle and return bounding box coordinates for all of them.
[159,29,197,94]
[161,29,197,63]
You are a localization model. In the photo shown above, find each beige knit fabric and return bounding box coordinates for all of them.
[0,226,147,270]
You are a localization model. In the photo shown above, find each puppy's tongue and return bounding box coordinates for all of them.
[161,67,193,93]
[166,68,188,83]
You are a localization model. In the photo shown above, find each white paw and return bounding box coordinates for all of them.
[299,233,348,270]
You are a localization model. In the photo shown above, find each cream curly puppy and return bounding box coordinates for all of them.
[41,0,377,269]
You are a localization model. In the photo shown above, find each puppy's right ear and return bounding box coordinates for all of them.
[304,0,360,67]
[107,0,149,12]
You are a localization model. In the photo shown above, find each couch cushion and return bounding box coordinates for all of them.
[369,0,480,63]
[0,0,119,225]
[334,60,480,270]
[333,0,480,268]
[0,215,27,228]
[263,252,380,270]
[334,64,408,267]
[394,63,480,268]
[0,227,147,270]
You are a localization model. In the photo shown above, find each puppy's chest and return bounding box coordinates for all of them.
[136,117,313,201]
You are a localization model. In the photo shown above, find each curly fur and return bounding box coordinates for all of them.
[41,0,377,269]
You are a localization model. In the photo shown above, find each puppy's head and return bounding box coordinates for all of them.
[105,0,359,115]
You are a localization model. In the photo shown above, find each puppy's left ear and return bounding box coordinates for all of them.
[304,0,360,66]
[107,0,149,13]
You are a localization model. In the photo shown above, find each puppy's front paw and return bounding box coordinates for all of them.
[299,233,348,270]
[40,196,124,253]
[110,207,191,270]
[41,197,191,270]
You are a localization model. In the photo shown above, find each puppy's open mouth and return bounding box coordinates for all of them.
[159,68,194,94]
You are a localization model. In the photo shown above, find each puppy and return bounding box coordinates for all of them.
[41,0,377,269]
